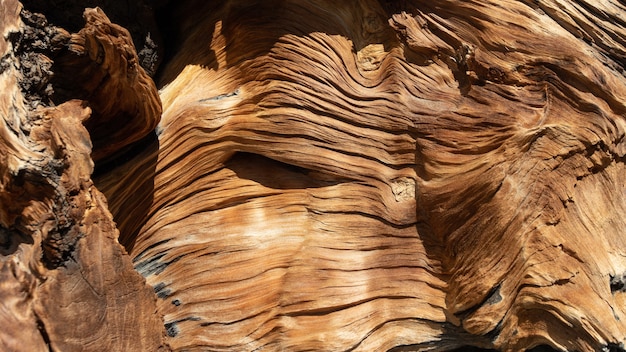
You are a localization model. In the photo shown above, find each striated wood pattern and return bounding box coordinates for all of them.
[2,0,626,351]
[100,0,626,350]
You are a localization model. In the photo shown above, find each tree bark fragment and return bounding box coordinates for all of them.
[1,1,168,350]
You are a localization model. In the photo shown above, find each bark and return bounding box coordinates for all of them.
[0,1,168,351]
[2,0,626,351]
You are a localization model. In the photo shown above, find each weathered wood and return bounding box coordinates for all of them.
[0,1,168,351]
[2,0,626,351]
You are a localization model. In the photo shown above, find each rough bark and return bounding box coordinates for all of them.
[0,1,168,351]
[2,0,626,351]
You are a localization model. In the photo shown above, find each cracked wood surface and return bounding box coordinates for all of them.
[0,2,168,351]
[2,0,626,351]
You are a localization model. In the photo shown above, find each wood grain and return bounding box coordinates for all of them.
[2,0,626,351]
[101,0,626,350]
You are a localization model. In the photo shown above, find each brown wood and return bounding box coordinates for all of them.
[2,0,626,351]
[0,2,168,351]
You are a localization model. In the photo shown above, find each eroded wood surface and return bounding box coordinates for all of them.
[0,1,168,351]
[2,0,626,351]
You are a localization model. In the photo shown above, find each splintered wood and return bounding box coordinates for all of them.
[0,2,167,351]
[2,0,626,351]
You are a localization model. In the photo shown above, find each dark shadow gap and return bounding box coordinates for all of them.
[226,152,348,190]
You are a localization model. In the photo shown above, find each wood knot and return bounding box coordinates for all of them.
[356,43,386,72]
[390,177,415,202]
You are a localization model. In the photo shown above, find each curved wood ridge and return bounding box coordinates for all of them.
[51,7,162,162]
[2,0,626,351]
[109,0,625,350]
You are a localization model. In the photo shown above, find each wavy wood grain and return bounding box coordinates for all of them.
[95,0,626,350]
[3,0,626,351]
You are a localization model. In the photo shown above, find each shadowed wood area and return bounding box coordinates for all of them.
[0,1,168,351]
[2,0,626,351]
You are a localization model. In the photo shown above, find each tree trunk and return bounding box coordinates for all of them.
[2,0,626,351]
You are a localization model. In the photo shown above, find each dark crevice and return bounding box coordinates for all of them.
[164,321,179,337]
[153,0,182,84]
[41,224,81,270]
[391,322,498,351]
[605,342,626,352]
[153,282,172,299]
[453,283,503,324]
[445,347,499,352]
[92,131,158,178]
[41,194,85,270]
[610,274,626,293]
[283,295,414,318]
[35,315,54,352]
[133,252,182,277]
[0,224,34,256]
[526,345,561,352]
[227,152,349,190]
[0,53,12,74]
[165,316,201,337]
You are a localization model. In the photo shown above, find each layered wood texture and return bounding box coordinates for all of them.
[3,0,626,351]
[0,2,168,351]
